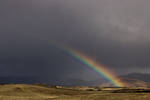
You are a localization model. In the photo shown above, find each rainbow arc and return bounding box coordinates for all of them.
[64,48,124,87]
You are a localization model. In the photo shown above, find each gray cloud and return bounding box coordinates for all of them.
[0,0,150,81]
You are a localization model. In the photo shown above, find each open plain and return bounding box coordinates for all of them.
[0,84,150,100]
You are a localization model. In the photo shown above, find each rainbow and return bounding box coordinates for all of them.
[64,48,124,87]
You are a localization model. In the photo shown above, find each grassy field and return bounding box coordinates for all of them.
[0,84,150,100]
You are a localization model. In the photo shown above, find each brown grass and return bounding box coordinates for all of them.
[0,84,150,100]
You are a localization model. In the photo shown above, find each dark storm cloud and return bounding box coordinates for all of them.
[53,0,150,73]
[0,0,150,81]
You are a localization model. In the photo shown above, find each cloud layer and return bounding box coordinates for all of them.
[0,0,150,81]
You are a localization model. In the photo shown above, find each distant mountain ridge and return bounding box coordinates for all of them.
[0,76,103,86]
[100,73,150,87]
[121,78,150,88]
[100,78,150,88]
[0,76,39,84]
[0,73,150,87]
[120,73,150,83]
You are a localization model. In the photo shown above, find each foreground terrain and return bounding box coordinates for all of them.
[0,84,150,100]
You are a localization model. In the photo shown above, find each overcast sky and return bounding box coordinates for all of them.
[0,0,150,82]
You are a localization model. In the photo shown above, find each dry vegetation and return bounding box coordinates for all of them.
[0,84,150,100]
